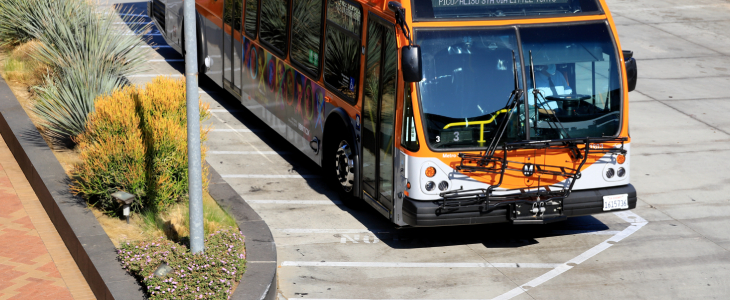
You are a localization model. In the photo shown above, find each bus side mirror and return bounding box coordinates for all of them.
[402,45,423,82]
[623,50,637,92]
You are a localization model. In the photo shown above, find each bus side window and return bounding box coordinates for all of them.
[260,0,289,55]
[323,0,362,103]
[291,0,324,76]
[244,0,258,38]
[401,84,420,151]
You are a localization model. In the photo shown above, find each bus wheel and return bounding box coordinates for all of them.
[334,140,355,193]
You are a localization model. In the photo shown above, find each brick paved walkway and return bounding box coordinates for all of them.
[0,134,94,300]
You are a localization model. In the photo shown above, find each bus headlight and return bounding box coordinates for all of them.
[606,168,615,178]
[438,181,449,191]
[617,167,626,177]
[425,181,435,191]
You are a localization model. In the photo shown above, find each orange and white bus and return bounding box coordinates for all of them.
[150,0,638,226]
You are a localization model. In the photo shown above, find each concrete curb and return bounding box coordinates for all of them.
[0,78,144,299]
[206,162,277,300]
[0,76,277,300]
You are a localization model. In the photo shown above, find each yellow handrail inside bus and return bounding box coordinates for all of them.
[443,109,510,142]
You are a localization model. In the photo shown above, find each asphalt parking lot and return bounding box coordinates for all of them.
[115,0,730,299]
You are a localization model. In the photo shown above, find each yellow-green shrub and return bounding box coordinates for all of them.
[71,77,210,215]
[71,87,147,216]
[138,77,210,210]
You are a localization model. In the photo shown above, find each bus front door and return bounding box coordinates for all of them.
[361,16,398,211]
[222,0,243,95]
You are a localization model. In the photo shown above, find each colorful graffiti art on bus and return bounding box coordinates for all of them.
[241,37,325,141]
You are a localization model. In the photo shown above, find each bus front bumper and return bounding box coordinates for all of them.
[402,184,637,227]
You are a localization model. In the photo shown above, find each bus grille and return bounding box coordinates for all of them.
[151,0,166,34]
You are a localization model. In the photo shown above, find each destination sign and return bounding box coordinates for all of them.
[433,0,570,8]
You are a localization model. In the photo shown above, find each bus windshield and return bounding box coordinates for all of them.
[417,23,622,150]
[418,28,525,149]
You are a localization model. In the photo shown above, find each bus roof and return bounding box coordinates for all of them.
[410,0,604,21]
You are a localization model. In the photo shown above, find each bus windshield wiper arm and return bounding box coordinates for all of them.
[484,50,523,158]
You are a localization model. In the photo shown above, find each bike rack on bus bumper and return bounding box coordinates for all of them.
[436,137,628,223]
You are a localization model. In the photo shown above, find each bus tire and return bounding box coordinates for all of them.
[180,19,206,75]
[325,127,358,204]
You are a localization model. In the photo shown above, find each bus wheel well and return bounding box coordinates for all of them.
[180,16,206,75]
[323,111,359,202]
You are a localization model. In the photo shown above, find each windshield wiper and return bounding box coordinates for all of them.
[483,50,523,158]
[529,50,571,140]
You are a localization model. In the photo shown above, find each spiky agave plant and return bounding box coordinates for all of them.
[29,0,151,142]
[0,0,51,46]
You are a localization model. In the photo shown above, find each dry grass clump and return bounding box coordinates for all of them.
[1,40,49,87]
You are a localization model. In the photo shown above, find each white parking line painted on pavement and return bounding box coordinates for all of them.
[210,128,260,133]
[209,109,242,113]
[281,261,562,269]
[247,200,342,205]
[208,150,288,155]
[115,22,153,25]
[117,13,149,17]
[148,59,183,62]
[127,74,183,78]
[276,228,383,234]
[548,230,621,236]
[492,211,648,300]
[208,108,275,163]
[221,174,319,179]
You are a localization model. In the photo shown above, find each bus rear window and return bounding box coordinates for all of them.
[412,0,601,20]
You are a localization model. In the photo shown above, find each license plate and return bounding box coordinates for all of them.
[603,194,629,211]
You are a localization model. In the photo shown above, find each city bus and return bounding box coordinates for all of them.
[149,0,639,226]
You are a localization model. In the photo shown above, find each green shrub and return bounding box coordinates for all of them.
[118,228,246,300]
[71,87,147,216]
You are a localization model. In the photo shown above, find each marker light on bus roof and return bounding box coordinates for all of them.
[425,166,437,177]
[616,154,626,164]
